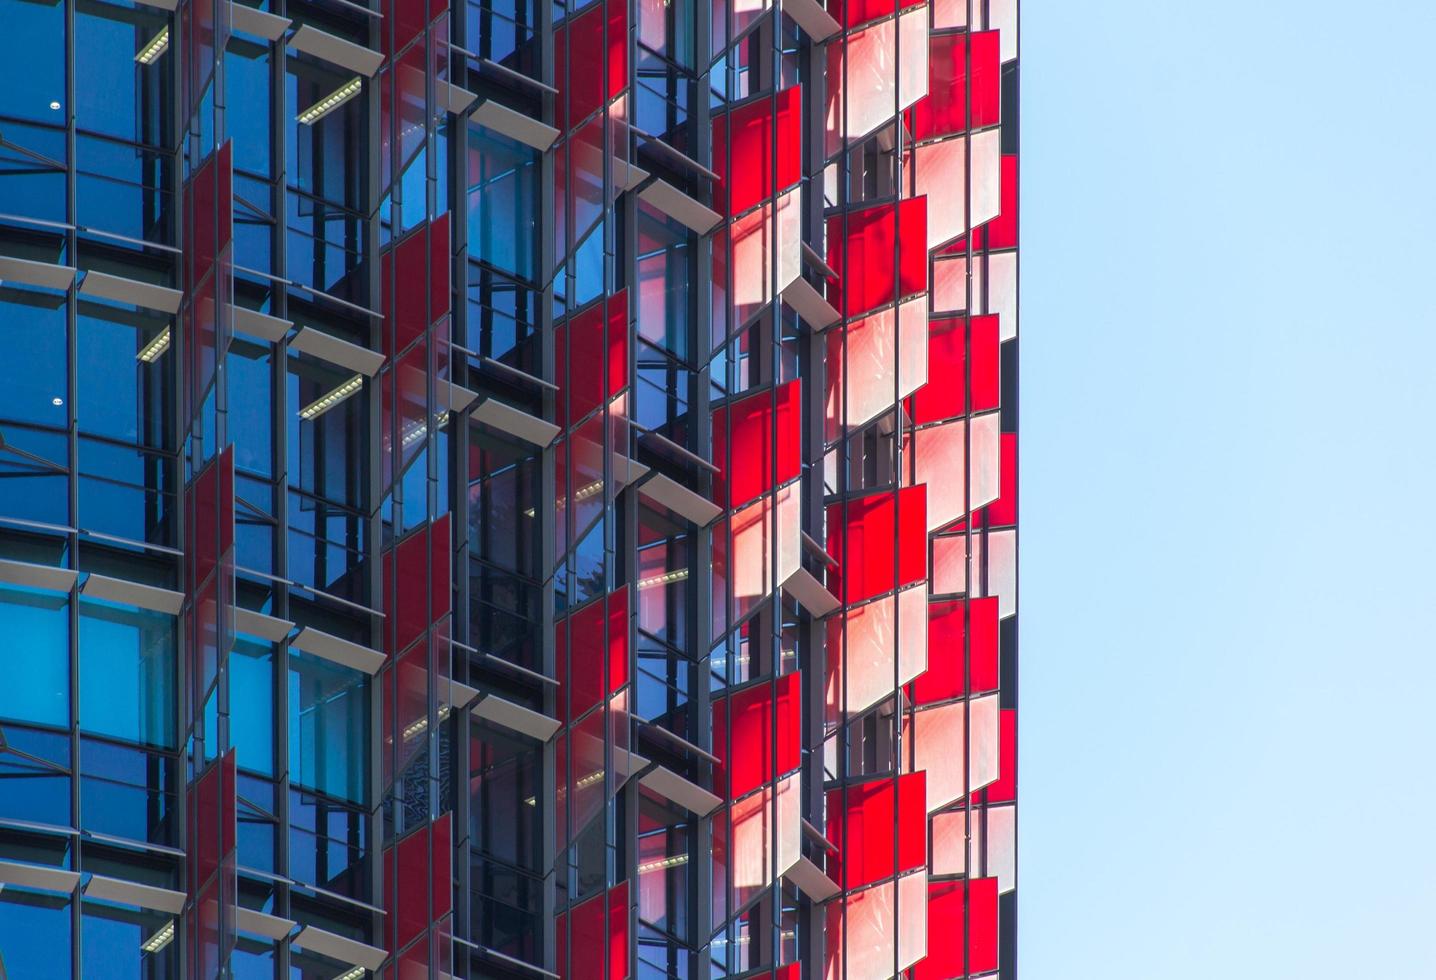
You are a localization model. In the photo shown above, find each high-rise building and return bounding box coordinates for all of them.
[0,0,1016,975]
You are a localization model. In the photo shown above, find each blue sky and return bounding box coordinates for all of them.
[1020,1,1436,976]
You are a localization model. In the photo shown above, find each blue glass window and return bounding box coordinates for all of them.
[231,637,275,776]
[76,135,174,245]
[74,0,172,146]
[76,304,175,449]
[82,901,179,979]
[78,598,177,749]
[467,127,538,282]
[0,0,66,125]
[288,788,367,897]
[228,337,274,477]
[0,424,70,528]
[0,890,71,977]
[288,650,369,805]
[0,723,71,827]
[226,39,273,178]
[78,438,176,548]
[286,62,365,212]
[0,585,70,728]
[0,121,68,226]
[0,290,68,430]
[79,737,177,846]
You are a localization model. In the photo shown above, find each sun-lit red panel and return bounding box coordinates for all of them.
[984,708,1017,803]
[914,877,1000,978]
[712,86,803,216]
[909,314,1001,425]
[712,671,802,800]
[910,31,1001,141]
[825,0,924,29]
[979,432,1017,526]
[712,379,802,509]
[986,154,1019,250]
[825,771,927,889]
[911,596,1000,705]
[825,485,929,604]
[826,197,929,318]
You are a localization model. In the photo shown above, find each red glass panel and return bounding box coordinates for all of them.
[824,771,926,889]
[558,301,605,427]
[562,596,605,724]
[607,290,629,400]
[711,379,801,509]
[385,216,451,358]
[607,586,629,693]
[556,0,627,130]
[394,824,430,949]
[987,154,1019,250]
[389,523,431,655]
[825,486,928,604]
[607,880,629,980]
[985,708,1017,803]
[908,314,999,424]
[911,596,999,704]
[712,86,803,216]
[712,671,801,800]
[825,0,924,29]
[193,759,220,891]
[567,889,605,980]
[978,432,1017,526]
[825,197,929,318]
[915,877,1000,978]
[389,0,429,56]
[910,31,1001,141]
[557,291,629,427]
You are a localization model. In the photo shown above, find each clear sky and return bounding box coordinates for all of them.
[1020,1,1436,977]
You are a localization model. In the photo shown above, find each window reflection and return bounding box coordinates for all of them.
[0,723,71,827]
[0,289,68,430]
[78,598,176,749]
[288,650,370,805]
[79,736,177,845]
[0,0,66,125]
[0,585,70,729]
[467,127,539,283]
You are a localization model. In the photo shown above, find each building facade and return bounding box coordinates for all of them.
[0,0,1017,975]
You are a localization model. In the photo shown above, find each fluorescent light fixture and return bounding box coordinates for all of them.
[297,76,363,125]
[523,479,603,518]
[638,568,688,590]
[333,968,366,980]
[399,412,452,451]
[136,326,170,362]
[298,374,364,420]
[135,27,170,65]
[637,853,689,875]
[400,704,451,743]
[141,920,175,954]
